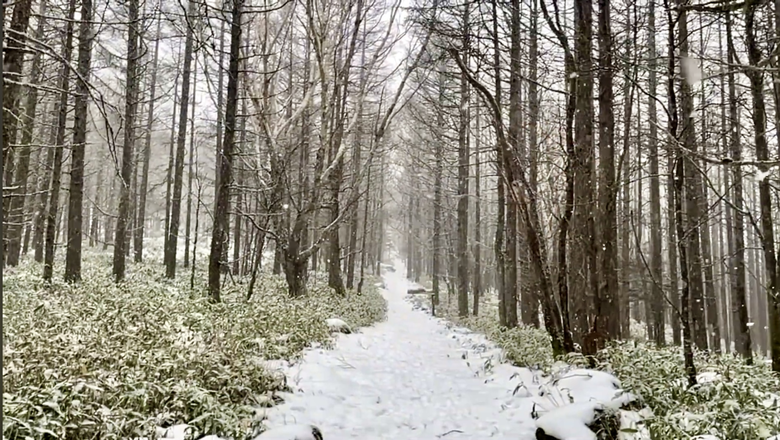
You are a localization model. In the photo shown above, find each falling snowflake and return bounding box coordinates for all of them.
[681,56,703,85]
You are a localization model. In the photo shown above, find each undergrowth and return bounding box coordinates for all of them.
[421,290,779,440]
[2,254,386,440]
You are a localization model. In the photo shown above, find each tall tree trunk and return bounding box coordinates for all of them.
[208,0,243,302]
[5,0,45,266]
[744,0,779,371]
[184,65,198,268]
[726,12,752,363]
[667,127,681,345]
[103,175,116,251]
[647,0,665,346]
[473,105,482,317]
[2,0,34,252]
[492,0,506,326]
[113,0,140,282]
[669,0,696,385]
[135,9,162,263]
[34,109,58,262]
[504,0,524,328]
[697,13,719,352]
[457,1,471,317]
[64,0,95,283]
[346,23,367,290]
[164,48,180,255]
[620,6,634,338]
[700,177,720,351]
[677,0,707,351]
[165,0,197,279]
[357,153,373,294]
[595,0,620,342]
[433,67,445,306]
[214,18,226,217]
[572,0,596,342]
[327,156,346,296]
[523,0,541,328]
[90,164,103,247]
[233,75,248,276]
[42,0,76,281]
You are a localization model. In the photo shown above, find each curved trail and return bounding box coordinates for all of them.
[261,270,539,439]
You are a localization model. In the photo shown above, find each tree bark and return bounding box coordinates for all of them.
[677,0,707,351]
[42,0,76,281]
[473,105,482,317]
[34,108,58,262]
[744,0,779,371]
[208,0,243,302]
[725,12,753,363]
[668,0,697,385]
[457,0,471,317]
[433,67,445,306]
[164,0,197,279]
[135,9,162,263]
[647,0,665,346]
[523,0,541,328]
[5,0,46,266]
[572,0,597,342]
[184,64,198,269]
[595,0,620,342]
[113,0,141,282]
[491,0,506,326]
[2,0,34,245]
[64,0,95,283]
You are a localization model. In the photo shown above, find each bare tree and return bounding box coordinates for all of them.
[64,0,94,283]
[114,0,142,282]
[209,0,244,302]
[165,0,198,279]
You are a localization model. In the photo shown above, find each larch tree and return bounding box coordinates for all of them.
[64,0,95,283]
[113,0,141,282]
[208,0,243,302]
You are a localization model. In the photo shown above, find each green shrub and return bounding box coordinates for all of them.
[2,257,386,440]
[457,314,554,370]
[597,342,780,439]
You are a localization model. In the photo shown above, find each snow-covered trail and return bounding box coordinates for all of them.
[261,269,539,439]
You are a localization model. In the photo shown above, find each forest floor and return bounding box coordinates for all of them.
[261,268,538,439]
[258,267,630,440]
[5,248,778,440]
[257,263,780,440]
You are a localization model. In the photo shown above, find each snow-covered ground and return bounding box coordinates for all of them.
[260,269,540,439]
[259,267,642,440]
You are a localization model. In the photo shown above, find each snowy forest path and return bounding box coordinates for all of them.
[260,267,538,439]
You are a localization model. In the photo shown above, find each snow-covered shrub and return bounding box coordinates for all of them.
[2,257,385,440]
[459,314,554,370]
[532,367,642,440]
[409,288,554,369]
[598,342,780,440]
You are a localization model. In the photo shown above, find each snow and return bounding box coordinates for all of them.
[325,318,352,334]
[696,371,722,385]
[533,368,640,439]
[259,267,637,440]
[254,424,323,439]
[681,56,703,85]
[405,281,427,293]
[536,402,602,440]
[618,409,652,440]
[156,424,195,439]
